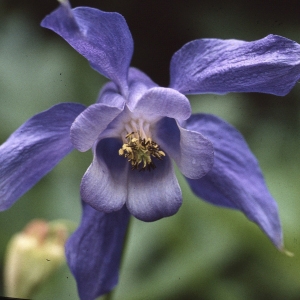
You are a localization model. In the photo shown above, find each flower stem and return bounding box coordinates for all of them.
[103,291,113,300]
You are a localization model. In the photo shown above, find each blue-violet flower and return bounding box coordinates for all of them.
[1,1,300,299]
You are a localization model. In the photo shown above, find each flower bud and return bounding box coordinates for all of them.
[4,219,73,298]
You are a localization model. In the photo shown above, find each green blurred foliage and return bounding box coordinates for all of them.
[1,1,300,299]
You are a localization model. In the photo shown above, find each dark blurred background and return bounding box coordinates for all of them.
[1,1,300,299]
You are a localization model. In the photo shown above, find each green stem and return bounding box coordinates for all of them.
[103,291,113,300]
[102,216,133,300]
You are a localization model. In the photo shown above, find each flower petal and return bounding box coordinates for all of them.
[126,155,182,221]
[66,202,130,300]
[70,102,124,152]
[0,103,85,211]
[170,34,300,96]
[128,67,158,88]
[126,67,158,109]
[185,114,283,248]
[97,81,126,109]
[155,117,214,179]
[97,68,157,109]
[80,138,127,213]
[41,1,133,94]
[133,87,191,120]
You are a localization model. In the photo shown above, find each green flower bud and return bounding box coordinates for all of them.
[4,219,73,298]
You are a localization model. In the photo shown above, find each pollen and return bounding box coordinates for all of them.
[119,132,165,171]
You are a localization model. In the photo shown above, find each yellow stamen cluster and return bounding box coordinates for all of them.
[119,132,165,171]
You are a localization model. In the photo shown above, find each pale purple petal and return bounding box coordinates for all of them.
[0,103,85,211]
[97,81,126,108]
[155,117,214,179]
[66,203,130,300]
[128,67,158,88]
[41,1,133,94]
[126,155,182,221]
[185,114,283,248]
[80,138,127,213]
[97,68,157,109]
[133,87,191,120]
[70,103,124,152]
[170,34,300,96]
[126,67,158,109]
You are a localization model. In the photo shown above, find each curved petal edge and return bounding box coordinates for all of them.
[170,34,300,96]
[0,103,86,211]
[41,1,134,94]
[185,113,283,249]
[66,202,130,300]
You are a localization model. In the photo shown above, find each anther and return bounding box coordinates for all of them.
[119,132,165,171]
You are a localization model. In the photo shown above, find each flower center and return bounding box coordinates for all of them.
[118,119,165,171]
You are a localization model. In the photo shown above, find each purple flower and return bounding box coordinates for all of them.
[1,0,300,299]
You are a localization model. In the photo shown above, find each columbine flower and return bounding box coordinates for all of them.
[0,0,300,299]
